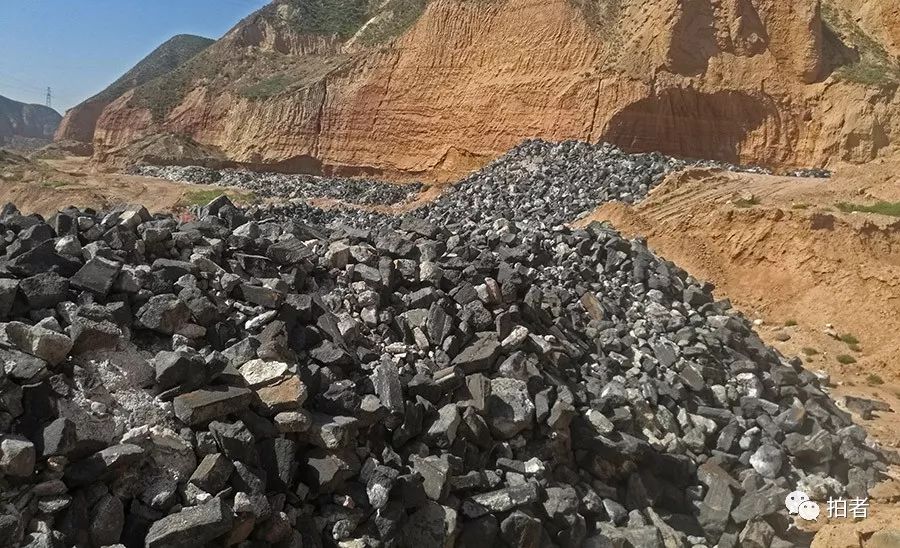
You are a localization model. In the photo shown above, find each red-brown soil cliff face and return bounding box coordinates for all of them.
[91,0,900,178]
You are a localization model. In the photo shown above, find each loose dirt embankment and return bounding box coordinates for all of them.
[578,161,900,547]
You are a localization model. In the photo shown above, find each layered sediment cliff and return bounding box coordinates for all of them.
[90,0,900,177]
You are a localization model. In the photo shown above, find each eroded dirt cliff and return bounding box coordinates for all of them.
[91,0,900,177]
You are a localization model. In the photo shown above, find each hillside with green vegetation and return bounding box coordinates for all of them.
[86,34,215,105]
[56,34,214,142]
[822,2,900,89]
[128,0,434,121]
[269,0,429,44]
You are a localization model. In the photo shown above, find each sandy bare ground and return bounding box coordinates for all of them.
[576,159,900,547]
[0,156,248,217]
[0,155,441,219]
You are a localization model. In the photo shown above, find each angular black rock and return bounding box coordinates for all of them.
[0,142,879,548]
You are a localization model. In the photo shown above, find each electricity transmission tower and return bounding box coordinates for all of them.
[45,87,52,108]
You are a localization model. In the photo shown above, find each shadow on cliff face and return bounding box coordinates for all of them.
[259,154,324,175]
[668,0,719,76]
[600,89,776,164]
[819,18,865,82]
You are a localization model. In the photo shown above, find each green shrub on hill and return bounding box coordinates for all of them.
[822,3,900,89]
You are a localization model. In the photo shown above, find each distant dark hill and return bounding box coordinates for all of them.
[55,33,214,143]
[0,94,62,152]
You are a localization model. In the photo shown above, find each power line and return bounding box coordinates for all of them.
[0,69,70,97]
[46,87,52,108]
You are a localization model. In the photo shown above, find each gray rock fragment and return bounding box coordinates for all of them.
[173,386,253,426]
[70,256,121,296]
[749,444,784,479]
[451,334,501,374]
[5,322,73,366]
[486,378,534,439]
[145,498,234,548]
[0,435,35,477]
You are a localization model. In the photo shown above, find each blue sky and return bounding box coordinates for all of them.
[0,0,269,112]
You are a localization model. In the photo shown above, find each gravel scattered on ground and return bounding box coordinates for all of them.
[134,165,425,206]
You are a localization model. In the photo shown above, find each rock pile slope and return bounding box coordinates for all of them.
[139,140,826,221]
[135,164,425,207]
[0,142,892,547]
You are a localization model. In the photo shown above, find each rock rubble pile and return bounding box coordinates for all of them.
[257,140,683,231]
[135,140,830,221]
[414,140,677,226]
[134,165,424,207]
[0,141,882,548]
